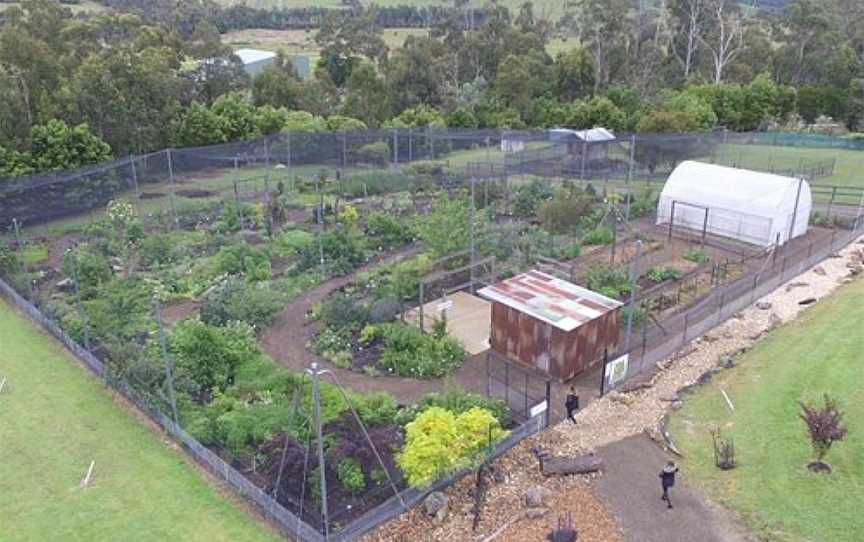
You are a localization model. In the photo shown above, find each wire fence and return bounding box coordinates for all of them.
[2,128,863,540]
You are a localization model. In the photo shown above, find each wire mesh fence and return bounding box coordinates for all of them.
[1,128,864,540]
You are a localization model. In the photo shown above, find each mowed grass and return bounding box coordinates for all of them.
[0,300,280,542]
[668,277,864,542]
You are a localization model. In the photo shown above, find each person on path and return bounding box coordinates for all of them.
[565,386,580,424]
[659,461,679,509]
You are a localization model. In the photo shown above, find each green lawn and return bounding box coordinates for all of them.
[668,278,864,542]
[0,300,280,542]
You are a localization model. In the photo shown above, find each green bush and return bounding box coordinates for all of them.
[0,243,19,277]
[366,211,413,248]
[342,173,406,198]
[356,141,390,166]
[645,267,682,283]
[583,226,614,246]
[337,457,366,495]
[214,242,271,281]
[396,391,512,427]
[396,407,507,487]
[354,392,399,426]
[273,228,315,257]
[513,180,553,219]
[298,226,366,275]
[620,305,646,327]
[200,277,282,330]
[377,323,466,379]
[682,249,710,264]
[139,234,178,267]
[312,327,353,360]
[62,246,111,296]
[628,188,657,218]
[403,161,446,176]
[318,292,369,331]
[585,265,631,300]
[414,198,472,257]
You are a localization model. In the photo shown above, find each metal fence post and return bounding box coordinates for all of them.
[129,155,141,216]
[683,313,689,344]
[153,297,179,425]
[166,149,178,229]
[233,180,246,231]
[486,352,491,397]
[408,127,413,161]
[307,363,330,540]
[341,132,348,168]
[12,218,33,301]
[392,129,398,166]
[625,240,643,350]
[470,177,476,294]
[625,134,636,225]
[69,248,91,352]
[524,372,529,420]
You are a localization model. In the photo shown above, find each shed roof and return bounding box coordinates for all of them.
[549,127,616,142]
[478,270,622,332]
[234,48,277,65]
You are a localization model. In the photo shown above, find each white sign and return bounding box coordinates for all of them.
[605,354,629,385]
[529,400,548,418]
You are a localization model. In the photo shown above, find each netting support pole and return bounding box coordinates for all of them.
[153,297,179,425]
[668,201,676,242]
[854,188,864,231]
[701,207,709,248]
[392,129,398,166]
[315,173,325,279]
[307,363,330,540]
[166,149,178,229]
[826,186,836,219]
[486,352,491,397]
[233,180,246,231]
[624,240,643,351]
[580,138,587,183]
[785,178,804,260]
[341,133,347,168]
[626,135,636,225]
[408,128,413,161]
[419,282,425,333]
[12,218,33,301]
[130,156,141,215]
[286,131,292,170]
[470,177,476,294]
[68,248,91,352]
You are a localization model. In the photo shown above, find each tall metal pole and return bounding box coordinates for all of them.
[129,155,141,214]
[153,297,179,425]
[470,177,477,294]
[625,134,636,225]
[286,131,292,171]
[166,149,178,229]
[625,240,643,351]
[68,249,91,352]
[854,188,864,231]
[786,177,804,255]
[392,129,398,166]
[307,363,330,540]
[315,173,325,278]
[12,218,32,301]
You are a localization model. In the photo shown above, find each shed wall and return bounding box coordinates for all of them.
[490,301,620,381]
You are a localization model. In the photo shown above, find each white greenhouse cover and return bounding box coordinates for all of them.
[656,161,811,247]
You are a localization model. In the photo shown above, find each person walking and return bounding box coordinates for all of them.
[565,386,580,424]
[659,461,679,509]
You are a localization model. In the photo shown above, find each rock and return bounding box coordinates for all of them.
[111,265,124,273]
[732,311,745,320]
[719,355,735,369]
[813,266,827,276]
[241,230,263,245]
[525,507,548,519]
[848,266,862,276]
[768,313,783,330]
[799,297,817,306]
[424,491,449,521]
[660,393,680,402]
[608,391,635,406]
[702,333,719,343]
[828,252,843,259]
[785,281,808,292]
[747,331,763,341]
[755,301,772,310]
[541,454,603,476]
[56,278,75,292]
[524,486,553,508]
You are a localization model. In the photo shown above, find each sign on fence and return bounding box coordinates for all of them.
[605,354,629,387]
[529,400,548,418]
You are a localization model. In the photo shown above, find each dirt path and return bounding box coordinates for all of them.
[260,246,492,405]
[592,435,751,542]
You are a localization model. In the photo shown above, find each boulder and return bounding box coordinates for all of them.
[799,297,817,306]
[786,281,809,292]
[524,486,553,508]
[755,301,772,310]
[813,266,827,276]
[718,355,735,369]
[56,278,75,292]
[424,491,449,522]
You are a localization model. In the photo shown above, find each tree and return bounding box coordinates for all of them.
[343,61,390,127]
[698,0,747,83]
[670,0,706,80]
[385,36,449,113]
[553,47,596,101]
[799,394,848,473]
[383,105,446,129]
[174,102,227,147]
[414,197,472,256]
[564,0,631,88]
[314,7,388,86]
[210,92,258,142]
[495,51,552,120]
[188,55,249,106]
[29,119,112,172]
[251,55,304,110]
[0,145,33,177]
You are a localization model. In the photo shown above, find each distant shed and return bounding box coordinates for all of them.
[479,270,622,382]
[549,127,616,161]
[234,48,277,77]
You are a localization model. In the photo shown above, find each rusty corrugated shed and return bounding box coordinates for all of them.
[481,270,622,381]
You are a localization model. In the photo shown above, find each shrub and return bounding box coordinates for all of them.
[62,246,111,296]
[312,328,353,360]
[200,277,282,330]
[645,267,682,283]
[619,305,645,327]
[139,234,177,267]
[377,323,465,379]
[298,226,366,275]
[403,161,445,176]
[354,392,399,426]
[273,228,315,257]
[585,265,631,300]
[396,407,507,487]
[369,296,401,323]
[0,243,19,277]
[214,242,271,281]
[537,189,595,234]
[629,188,657,218]
[337,457,366,495]
[169,319,261,397]
[366,211,413,248]
[513,180,553,219]
[318,292,369,331]
[356,141,390,166]
[799,394,848,471]
[396,391,511,427]
[329,350,354,369]
[682,249,710,264]
[583,226,614,246]
[414,198,472,257]
[359,324,379,345]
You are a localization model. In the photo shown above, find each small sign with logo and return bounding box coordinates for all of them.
[605,354,629,386]
[529,400,548,418]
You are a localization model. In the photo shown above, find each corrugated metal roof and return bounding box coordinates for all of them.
[478,270,623,332]
[549,127,616,142]
[234,48,277,65]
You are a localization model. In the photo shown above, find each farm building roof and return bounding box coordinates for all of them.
[478,270,622,332]
[549,127,616,142]
[234,48,277,65]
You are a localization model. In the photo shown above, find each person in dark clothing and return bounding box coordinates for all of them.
[565,386,580,424]
[659,461,679,509]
